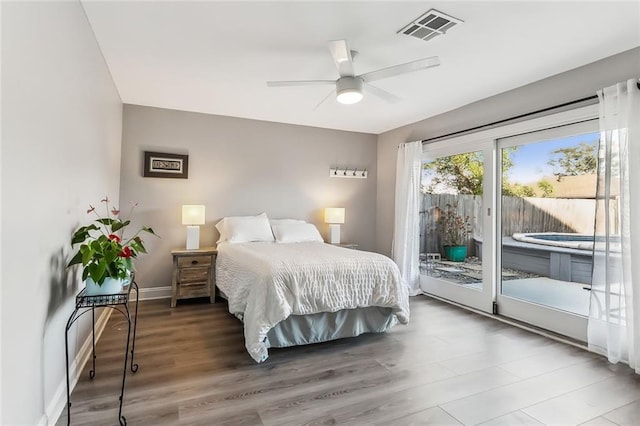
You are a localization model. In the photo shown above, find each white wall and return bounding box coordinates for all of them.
[376,47,640,257]
[0,3,4,420]
[1,2,122,424]
[120,105,378,290]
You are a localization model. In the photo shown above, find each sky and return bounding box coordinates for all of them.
[507,132,599,184]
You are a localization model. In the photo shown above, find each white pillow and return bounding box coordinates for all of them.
[272,223,324,243]
[269,218,307,226]
[215,213,275,244]
[215,212,264,241]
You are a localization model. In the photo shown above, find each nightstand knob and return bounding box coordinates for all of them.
[191,260,198,265]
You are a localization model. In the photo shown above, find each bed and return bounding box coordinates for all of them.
[214,214,410,362]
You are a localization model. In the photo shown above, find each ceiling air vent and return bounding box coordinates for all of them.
[398,9,463,42]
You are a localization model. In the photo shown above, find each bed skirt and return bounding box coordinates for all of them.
[265,306,397,348]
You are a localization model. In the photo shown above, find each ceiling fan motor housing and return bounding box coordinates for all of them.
[336,76,364,104]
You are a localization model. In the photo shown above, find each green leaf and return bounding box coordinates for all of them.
[71,229,88,245]
[87,263,99,282]
[131,237,147,254]
[106,262,119,278]
[80,245,92,265]
[67,251,83,267]
[96,218,115,226]
[90,240,103,253]
[104,249,117,265]
[123,258,133,271]
[143,227,158,236]
[111,220,130,232]
[71,224,99,245]
[90,261,107,284]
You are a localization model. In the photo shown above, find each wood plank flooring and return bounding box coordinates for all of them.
[59,296,640,425]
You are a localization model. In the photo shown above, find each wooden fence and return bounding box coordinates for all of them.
[420,194,605,256]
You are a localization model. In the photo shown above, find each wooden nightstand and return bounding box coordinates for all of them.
[334,243,358,250]
[171,247,217,307]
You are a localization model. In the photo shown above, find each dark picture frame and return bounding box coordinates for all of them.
[143,151,189,179]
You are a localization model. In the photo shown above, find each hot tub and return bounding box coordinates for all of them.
[475,233,594,285]
[512,232,596,251]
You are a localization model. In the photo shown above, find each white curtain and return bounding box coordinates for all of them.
[588,79,640,373]
[393,141,422,296]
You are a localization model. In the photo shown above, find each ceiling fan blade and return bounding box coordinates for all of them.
[360,56,440,83]
[313,90,336,111]
[365,84,401,103]
[329,39,355,77]
[267,80,334,87]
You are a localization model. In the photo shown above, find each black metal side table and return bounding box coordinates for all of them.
[65,277,139,425]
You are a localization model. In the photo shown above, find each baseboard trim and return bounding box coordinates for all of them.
[138,285,171,300]
[43,308,113,426]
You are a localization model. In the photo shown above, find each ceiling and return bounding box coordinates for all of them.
[82,1,640,134]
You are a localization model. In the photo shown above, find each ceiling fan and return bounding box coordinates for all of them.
[266,39,440,108]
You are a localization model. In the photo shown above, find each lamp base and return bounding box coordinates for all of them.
[186,226,200,250]
[328,224,341,244]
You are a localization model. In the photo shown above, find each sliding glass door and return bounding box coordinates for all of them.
[418,105,600,342]
[419,140,494,313]
[495,120,599,341]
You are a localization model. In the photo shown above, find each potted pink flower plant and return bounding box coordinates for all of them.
[67,197,158,295]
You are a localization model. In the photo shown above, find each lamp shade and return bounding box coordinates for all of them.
[324,207,345,224]
[182,205,206,225]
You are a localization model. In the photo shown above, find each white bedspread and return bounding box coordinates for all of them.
[216,242,410,362]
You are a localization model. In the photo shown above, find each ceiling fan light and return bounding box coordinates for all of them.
[336,76,364,105]
[337,89,363,104]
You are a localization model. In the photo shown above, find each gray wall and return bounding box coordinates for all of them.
[1,2,122,424]
[120,105,377,289]
[376,47,640,257]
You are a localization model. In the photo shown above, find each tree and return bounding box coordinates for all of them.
[537,179,554,197]
[503,182,535,197]
[548,142,597,180]
[422,152,484,195]
[422,148,528,196]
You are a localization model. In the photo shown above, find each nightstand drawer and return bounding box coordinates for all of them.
[178,266,209,284]
[177,255,212,268]
[177,282,210,298]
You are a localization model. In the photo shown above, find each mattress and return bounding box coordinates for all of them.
[216,241,410,362]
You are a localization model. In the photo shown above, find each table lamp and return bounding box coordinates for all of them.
[182,205,205,250]
[324,207,345,244]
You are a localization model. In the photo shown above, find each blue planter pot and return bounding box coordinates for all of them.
[443,245,467,262]
[85,277,125,296]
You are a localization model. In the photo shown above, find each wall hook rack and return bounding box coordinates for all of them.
[329,168,368,179]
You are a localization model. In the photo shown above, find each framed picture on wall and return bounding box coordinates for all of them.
[143,151,189,179]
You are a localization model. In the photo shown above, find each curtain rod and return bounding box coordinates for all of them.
[421,95,597,144]
[422,80,640,144]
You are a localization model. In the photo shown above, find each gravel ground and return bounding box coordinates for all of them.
[419,255,540,284]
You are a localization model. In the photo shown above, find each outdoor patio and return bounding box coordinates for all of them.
[419,256,590,316]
